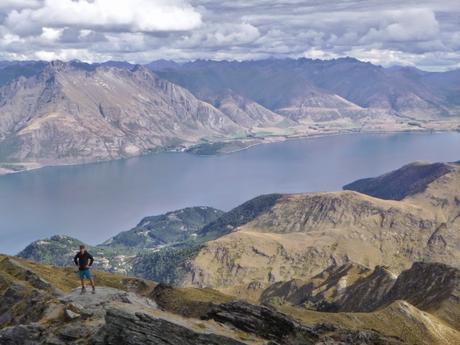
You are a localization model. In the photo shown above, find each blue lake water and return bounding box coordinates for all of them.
[1,131,460,255]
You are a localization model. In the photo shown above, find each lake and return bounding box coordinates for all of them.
[1,131,460,255]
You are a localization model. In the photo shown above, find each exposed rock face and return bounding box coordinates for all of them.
[99,308,246,345]
[0,255,265,345]
[345,162,460,265]
[0,323,46,345]
[261,261,460,330]
[381,262,460,329]
[336,265,397,312]
[209,90,290,128]
[205,301,319,344]
[258,261,460,345]
[260,263,397,312]
[0,256,56,327]
[0,62,252,166]
[204,301,404,345]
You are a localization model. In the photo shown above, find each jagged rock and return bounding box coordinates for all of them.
[66,302,90,316]
[58,287,156,319]
[204,301,404,345]
[379,261,460,329]
[98,308,246,345]
[0,283,49,326]
[336,265,397,312]
[1,257,54,292]
[260,263,398,313]
[0,323,44,345]
[64,309,80,321]
[58,322,94,341]
[205,301,319,344]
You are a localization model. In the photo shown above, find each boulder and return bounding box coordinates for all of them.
[98,308,245,345]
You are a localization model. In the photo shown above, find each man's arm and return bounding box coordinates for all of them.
[73,253,79,266]
[88,252,94,267]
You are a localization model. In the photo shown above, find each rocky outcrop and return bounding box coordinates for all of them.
[261,261,460,332]
[204,301,404,345]
[0,255,260,345]
[0,323,46,345]
[205,301,319,344]
[99,308,246,345]
[336,265,397,312]
[380,262,460,329]
[260,263,397,312]
[0,256,57,327]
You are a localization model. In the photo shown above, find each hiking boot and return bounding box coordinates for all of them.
[80,287,86,294]
[92,287,96,294]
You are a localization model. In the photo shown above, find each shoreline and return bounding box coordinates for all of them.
[1,126,459,177]
[186,127,460,156]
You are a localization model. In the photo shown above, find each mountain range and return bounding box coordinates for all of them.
[0,58,459,174]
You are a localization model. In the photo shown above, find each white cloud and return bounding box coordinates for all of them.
[303,48,338,60]
[181,23,260,48]
[34,48,108,62]
[40,27,63,42]
[360,9,439,43]
[0,0,458,70]
[5,0,202,35]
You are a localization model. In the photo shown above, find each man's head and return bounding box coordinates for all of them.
[79,245,85,254]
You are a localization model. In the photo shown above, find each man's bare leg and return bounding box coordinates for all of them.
[80,279,86,294]
[89,278,96,293]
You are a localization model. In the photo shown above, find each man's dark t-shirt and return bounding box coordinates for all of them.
[74,251,94,271]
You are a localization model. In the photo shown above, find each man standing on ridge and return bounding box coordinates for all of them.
[74,245,96,294]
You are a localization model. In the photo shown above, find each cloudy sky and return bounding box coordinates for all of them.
[0,0,459,71]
